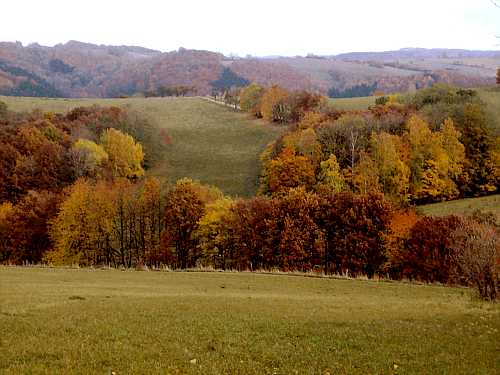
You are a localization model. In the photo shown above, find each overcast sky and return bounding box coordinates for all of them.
[1,0,499,56]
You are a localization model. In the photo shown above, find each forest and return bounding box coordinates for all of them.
[0,83,498,300]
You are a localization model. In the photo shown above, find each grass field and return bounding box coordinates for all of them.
[328,87,500,116]
[1,268,498,374]
[418,194,500,219]
[328,96,376,110]
[0,96,283,197]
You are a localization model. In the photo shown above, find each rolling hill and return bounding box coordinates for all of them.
[0,95,283,197]
[0,41,498,98]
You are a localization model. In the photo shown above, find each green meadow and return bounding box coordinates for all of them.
[1,267,499,374]
[0,96,283,197]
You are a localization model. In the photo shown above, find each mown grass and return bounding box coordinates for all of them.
[0,267,499,374]
[418,194,500,219]
[0,96,283,197]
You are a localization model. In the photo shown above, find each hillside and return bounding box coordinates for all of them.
[1,267,498,374]
[0,41,498,98]
[329,87,500,114]
[0,95,282,197]
[418,195,500,219]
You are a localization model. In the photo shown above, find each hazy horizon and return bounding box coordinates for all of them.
[1,0,499,57]
[5,39,500,58]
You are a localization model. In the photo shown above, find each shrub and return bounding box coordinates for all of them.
[451,218,499,300]
[401,215,462,283]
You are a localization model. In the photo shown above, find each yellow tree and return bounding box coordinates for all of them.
[405,115,464,201]
[0,202,14,261]
[100,128,145,179]
[48,180,116,265]
[371,132,410,204]
[315,154,347,194]
[71,139,108,177]
[195,197,234,269]
[283,128,323,166]
[137,177,164,266]
[260,85,290,123]
[297,111,325,130]
[441,118,465,180]
[352,152,381,195]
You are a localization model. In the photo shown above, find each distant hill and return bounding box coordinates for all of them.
[0,41,498,98]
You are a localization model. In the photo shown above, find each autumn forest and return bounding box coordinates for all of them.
[0,79,498,300]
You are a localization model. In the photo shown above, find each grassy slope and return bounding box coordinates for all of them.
[328,87,500,115]
[328,95,376,110]
[418,195,500,218]
[1,268,499,374]
[0,96,283,197]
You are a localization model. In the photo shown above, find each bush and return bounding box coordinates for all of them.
[401,215,462,283]
[451,218,499,300]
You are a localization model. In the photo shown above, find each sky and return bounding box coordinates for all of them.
[1,0,499,56]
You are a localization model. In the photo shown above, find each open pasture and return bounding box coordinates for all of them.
[0,267,498,374]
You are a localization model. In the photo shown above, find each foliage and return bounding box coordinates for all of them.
[451,217,499,300]
[316,154,346,194]
[195,197,234,269]
[71,139,108,177]
[49,59,75,74]
[399,215,462,283]
[260,85,290,123]
[319,192,393,277]
[0,100,7,119]
[100,128,145,179]
[47,177,164,267]
[239,83,265,116]
[0,60,64,98]
[265,147,316,195]
[225,196,278,270]
[162,178,222,269]
[328,83,377,98]
[2,190,61,264]
[275,188,323,271]
[352,152,381,194]
[48,180,117,265]
[370,132,410,204]
[211,68,250,91]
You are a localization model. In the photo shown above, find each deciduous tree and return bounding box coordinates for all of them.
[239,83,265,117]
[266,147,316,195]
[100,128,145,179]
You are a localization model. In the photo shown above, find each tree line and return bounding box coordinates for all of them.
[0,90,498,299]
[230,83,499,204]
